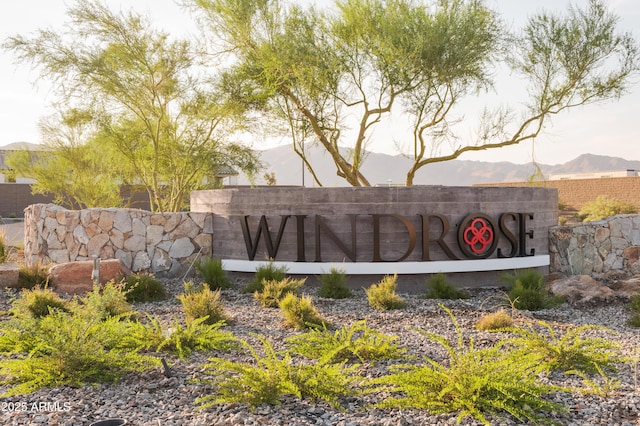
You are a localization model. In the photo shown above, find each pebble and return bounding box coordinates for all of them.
[0,280,638,425]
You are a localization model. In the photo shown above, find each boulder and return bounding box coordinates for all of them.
[610,276,640,299]
[48,259,131,294]
[548,275,615,304]
[0,263,20,288]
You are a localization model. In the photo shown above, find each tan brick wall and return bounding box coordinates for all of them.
[477,177,640,212]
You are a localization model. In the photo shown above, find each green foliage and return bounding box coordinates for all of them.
[142,316,238,359]
[121,273,167,303]
[177,282,230,325]
[577,195,637,222]
[365,274,406,311]
[192,0,638,187]
[0,309,158,396]
[286,320,406,363]
[505,321,622,374]
[79,282,132,320]
[278,293,329,330]
[254,277,305,308]
[501,269,563,311]
[197,335,359,409]
[11,286,70,319]
[16,263,49,289]
[317,267,352,299]
[195,257,231,290]
[475,309,514,331]
[0,229,7,264]
[370,306,565,425]
[629,295,640,327]
[568,363,622,397]
[423,273,468,300]
[243,261,288,294]
[4,1,260,211]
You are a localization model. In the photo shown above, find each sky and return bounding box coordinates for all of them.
[0,0,639,166]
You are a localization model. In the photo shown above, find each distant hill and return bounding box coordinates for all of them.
[238,145,640,187]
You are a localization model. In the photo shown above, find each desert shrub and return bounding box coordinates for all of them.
[0,309,158,396]
[0,228,8,263]
[370,305,566,425]
[506,320,622,374]
[423,273,468,299]
[195,257,231,290]
[577,195,637,222]
[142,316,238,359]
[286,320,407,363]
[177,282,230,325]
[501,269,563,311]
[475,309,514,331]
[317,267,352,299]
[279,293,329,330]
[254,277,305,308]
[80,282,132,320]
[11,287,70,319]
[17,263,49,289]
[365,274,406,311]
[121,273,167,303]
[630,295,640,327]
[197,335,359,409]
[242,261,288,293]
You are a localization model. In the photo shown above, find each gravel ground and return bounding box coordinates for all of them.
[0,278,639,426]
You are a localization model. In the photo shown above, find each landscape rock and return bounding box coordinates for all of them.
[548,274,615,304]
[0,264,19,288]
[48,259,131,294]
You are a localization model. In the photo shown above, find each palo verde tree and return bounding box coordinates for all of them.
[189,0,639,186]
[4,0,260,212]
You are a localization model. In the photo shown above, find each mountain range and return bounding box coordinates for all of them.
[238,144,640,187]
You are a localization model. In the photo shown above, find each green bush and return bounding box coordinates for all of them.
[501,269,563,311]
[254,277,305,308]
[242,261,288,293]
[79,282,132,320]
[577,195,637,222]
[365,274,406,311]
[475,309,514,331]
[142,316,238,359]
[423,273,468,299]
[317,267,352,299]
[279,293,329,330]
[506,320,622,374]
[11,287,70,319]
[177,282,230,325]
[286,320,406,363]
[0,309,158,396]
[195,257,231,290]
[370,305,566,425]
[197,335,359,409]
[121,273,167,303]
[0,228,8,264]
[16,263,49,289]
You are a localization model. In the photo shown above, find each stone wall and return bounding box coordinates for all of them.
[24,204,213,276]
[549,214,640,278]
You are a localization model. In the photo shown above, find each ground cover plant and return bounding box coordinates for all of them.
[317,267,352,299]
[369,306,567,425]
[195,256,231,290]
[16,263,49,289]
[196,335,360,410]
[177,281,230,325]
[254,277,305,308]
[501,269,564,311]
[286,320,407,363]
[366,274,406,310]
[423,273,468,299]
[278,293,329,330]
[243,261,288,294]
[475,309,514,331]
[121,273,167,303]
[11,286,70,318]
[629,294,640,327]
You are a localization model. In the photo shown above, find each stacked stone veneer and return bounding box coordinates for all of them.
[549,214,640,277]
[24,204,212,276]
